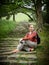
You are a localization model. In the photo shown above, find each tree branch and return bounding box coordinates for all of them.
[21,6,35,12]
[21,11,33,20]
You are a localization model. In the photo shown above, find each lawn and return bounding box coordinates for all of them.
[0,19,16,38]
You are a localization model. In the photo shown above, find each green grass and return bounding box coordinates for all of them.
[0,19,16,38]
[36,25,49,65]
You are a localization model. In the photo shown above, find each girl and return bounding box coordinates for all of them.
[12,24,37,53]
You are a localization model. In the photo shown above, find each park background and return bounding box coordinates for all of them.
[0,0,49,65]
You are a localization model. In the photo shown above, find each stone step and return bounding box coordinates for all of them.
[0,44,17,48]
[0,52,37,65]
[0,51,36,55]
[0,38,20,41]
[0,41,18,44]
[0,48,17,53]
[0,47,17,49]
[0,56,7,60]
[0,46,17,49]
[0,54,37,61]
[0,48,14,50]
[0,50,13,53]
[0,40,18,46]
[0,38,37,65]
[8,55,37,60]
[0,43,18,45]
[0,60,37,64]
[0,43,18,46]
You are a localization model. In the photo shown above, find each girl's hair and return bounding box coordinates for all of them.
[28,23,33,27]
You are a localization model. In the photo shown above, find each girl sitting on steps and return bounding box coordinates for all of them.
[11,24,37,53]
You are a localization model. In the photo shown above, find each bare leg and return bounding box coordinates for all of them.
[11,49,20,53]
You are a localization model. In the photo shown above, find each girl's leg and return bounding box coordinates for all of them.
[25,40,37,48]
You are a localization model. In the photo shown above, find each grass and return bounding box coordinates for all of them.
[36,25,49,65]
[0,19,16,38]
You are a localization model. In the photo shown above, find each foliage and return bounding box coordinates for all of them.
[0,0,49,37]
[0,19,16,38]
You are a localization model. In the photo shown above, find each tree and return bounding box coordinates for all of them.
[31,0,43,30]
[0,0,48,26]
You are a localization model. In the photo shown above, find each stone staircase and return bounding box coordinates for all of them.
[0,38,38,65]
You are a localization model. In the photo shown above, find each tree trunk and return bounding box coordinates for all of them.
[0,16,2,19]
[6,14,10,20]
[36,4,43,30]
[33,0,43,30]
[13,13,15,21]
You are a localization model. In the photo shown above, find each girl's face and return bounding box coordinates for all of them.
[29,25,34,32]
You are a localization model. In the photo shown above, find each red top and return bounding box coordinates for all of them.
[23,31,37,42]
